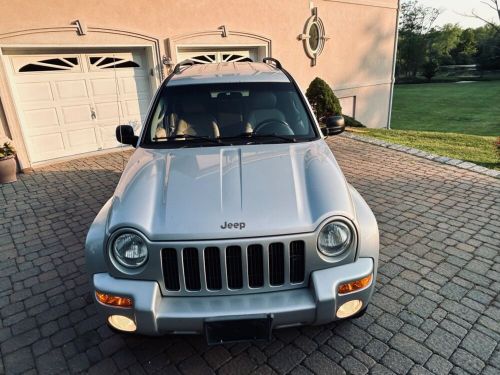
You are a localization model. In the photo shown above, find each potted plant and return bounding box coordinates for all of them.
[0,141,17,183]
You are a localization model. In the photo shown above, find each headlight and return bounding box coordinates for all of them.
[112,233,148,268]
[318,221,352,257]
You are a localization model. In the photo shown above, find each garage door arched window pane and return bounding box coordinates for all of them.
[19,57,79,72]
[189,55,217,64]
[89,56,140,69]
[222,54,253,63]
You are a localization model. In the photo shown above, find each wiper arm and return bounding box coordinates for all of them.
[221,132,297,143]
[153,134,223,144]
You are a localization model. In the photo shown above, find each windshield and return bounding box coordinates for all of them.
[142,82,318,147]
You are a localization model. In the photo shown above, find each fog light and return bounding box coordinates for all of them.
[95,291,133,307]
[338,274,372,294]
[336,299,363,318]
[108,315,137,332]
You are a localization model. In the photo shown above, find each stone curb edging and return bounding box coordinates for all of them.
[341,132,500,179]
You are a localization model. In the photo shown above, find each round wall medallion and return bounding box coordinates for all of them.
[299,7,329,66]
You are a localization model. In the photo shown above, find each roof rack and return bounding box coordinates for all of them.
[173,59,195,74]
[263,57,282,69]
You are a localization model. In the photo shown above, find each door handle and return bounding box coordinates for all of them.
[90,108,97,120]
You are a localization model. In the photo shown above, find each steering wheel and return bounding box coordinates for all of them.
[253,119,294,136]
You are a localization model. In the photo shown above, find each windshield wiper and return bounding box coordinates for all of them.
[221,132,297,143]
[153,134,223,144]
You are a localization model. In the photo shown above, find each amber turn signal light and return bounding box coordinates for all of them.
[338,274,372,294]
[95,291,133,307]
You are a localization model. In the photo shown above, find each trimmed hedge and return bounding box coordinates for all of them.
[306,77,342,122]
[343,115,365,128]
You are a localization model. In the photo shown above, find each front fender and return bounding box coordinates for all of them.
[349,184,379,286]
[85,198,113,275]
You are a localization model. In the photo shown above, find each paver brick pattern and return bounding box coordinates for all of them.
[0,137,499,374]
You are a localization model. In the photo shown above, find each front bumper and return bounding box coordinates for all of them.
[92,258,375,335]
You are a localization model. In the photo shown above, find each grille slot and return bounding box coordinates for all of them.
[289,241,305,283]
[183,248,201,290]
[247,244,264,288]
[226,246,243,289]
[269,243,285,286]
[204,247,222,290]
[162,248,180,291]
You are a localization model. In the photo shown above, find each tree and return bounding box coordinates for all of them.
[476,25,500,69]
[451,29,478,64]
[305,78,342,122]
[397,0,441,77]
[428,24,462,65]
[470,0,500,29]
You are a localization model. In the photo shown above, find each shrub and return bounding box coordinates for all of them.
[306,77,342,123]
[422,60,439,81]
[0,142,16,160]
[343,115,365,128]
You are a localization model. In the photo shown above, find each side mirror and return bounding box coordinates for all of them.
[321,115,345,136]
[116,125,139,147]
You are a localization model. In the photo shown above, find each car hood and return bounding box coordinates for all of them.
[108,140,355,240]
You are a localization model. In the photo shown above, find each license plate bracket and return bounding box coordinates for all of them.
[204,314,273,345]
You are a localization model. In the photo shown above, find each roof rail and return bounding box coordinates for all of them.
[263,57,282,69]
[173,59,195,74]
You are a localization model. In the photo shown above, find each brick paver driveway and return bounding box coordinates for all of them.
[1,137,499,375]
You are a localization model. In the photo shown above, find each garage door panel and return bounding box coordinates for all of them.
[66,128,98,149]
[121,76,150,95]
[94,101,121,121]
[23,108,59,131]
[27,133,66,162]
[55,80,89,100]
[124,98,149,118]
[98,125,121,149]
[16,82,53,102]
[61,104,93,124]
[90,78,119,97]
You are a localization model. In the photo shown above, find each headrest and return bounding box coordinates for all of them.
[250,92,277,109]
[180,95,207,113]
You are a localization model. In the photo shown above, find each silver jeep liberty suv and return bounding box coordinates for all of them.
[85,58,379,343]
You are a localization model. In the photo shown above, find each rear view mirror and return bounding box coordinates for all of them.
[116,125,139,147]
[321,115,345,136]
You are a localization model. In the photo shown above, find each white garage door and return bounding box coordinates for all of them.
[6,50,152,163]
[177,48,258,64]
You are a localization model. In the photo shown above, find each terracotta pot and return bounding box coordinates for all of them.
[0,155,17,183]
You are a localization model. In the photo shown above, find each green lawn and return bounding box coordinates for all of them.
[351,129,499,170]
[350,81,499,170]
[391,81,500,136]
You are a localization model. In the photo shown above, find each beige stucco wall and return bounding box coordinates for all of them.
[0,0,398,168]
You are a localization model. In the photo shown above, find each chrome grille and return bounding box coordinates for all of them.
[161,241,306,294]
